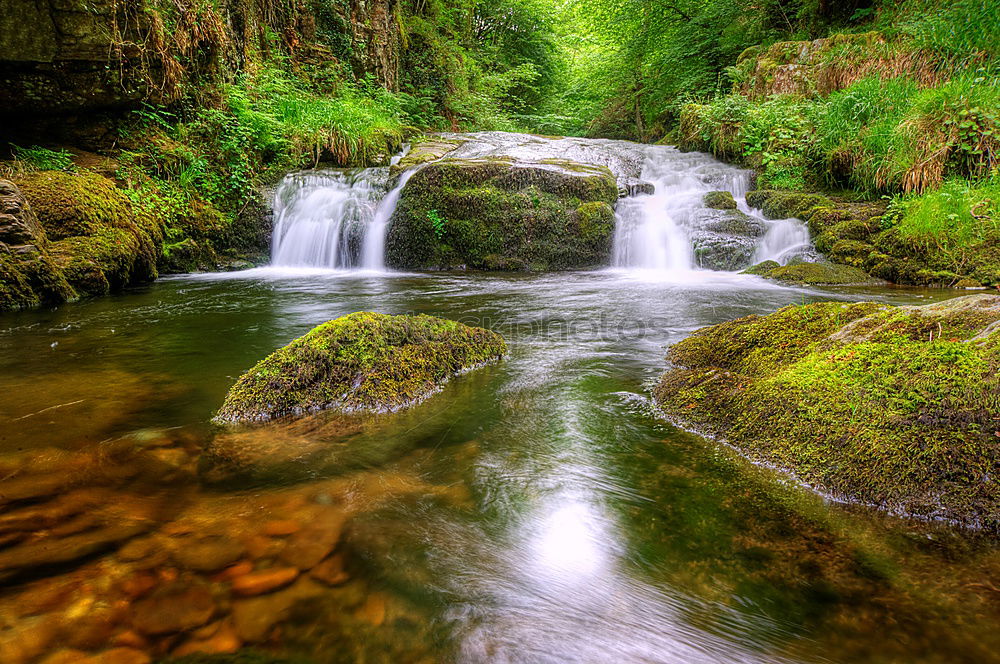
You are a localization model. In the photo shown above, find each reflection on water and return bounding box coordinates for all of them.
[0,269,997,664]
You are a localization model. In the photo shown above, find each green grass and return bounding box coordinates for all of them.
[890,174,1000,252]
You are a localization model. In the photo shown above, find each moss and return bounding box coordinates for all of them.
[766,261,875,285]
[14,171,138,241]
[0,250,76,311]
[13,170,161,296]
[386,158,618,270]
[654,295,1000,531]
[215,312,508,424]
[746,190,833,220]
[742,260,780,276]
[703,190,738,210]
[828,239,875,267]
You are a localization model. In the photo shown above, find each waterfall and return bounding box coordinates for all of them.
[611,146,814,272]
[270,166,411,271]
[360,168,419,271]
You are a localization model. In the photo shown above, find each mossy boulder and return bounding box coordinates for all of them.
[746,189,833,220]
[654,294,1000,530]
[14,170,161,296]
[758,261,876,285]
[386,157,619,271]
[741,260,780,276]
[0,179,76,311]
[215,312,507,424]
[703,190,737,210]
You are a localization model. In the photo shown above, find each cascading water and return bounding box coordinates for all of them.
[610,144,812,273]
[270,149,412,271]
[268,133,814,274]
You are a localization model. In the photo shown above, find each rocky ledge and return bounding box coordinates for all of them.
[654,294,1000,531]
[215,312,507,424]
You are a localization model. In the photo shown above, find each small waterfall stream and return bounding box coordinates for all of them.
[269,134,813,274]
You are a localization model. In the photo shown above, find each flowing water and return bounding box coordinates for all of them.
[1,135,998,664]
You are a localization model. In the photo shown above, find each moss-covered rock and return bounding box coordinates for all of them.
[746,189,833,220]
[392,137,465,174]
[14,170,161,296]
[703,190,737,210]
[654,294,1000,531]
[215,312,507,424]
[763,261,876,285]
[0,179,76,311]
[386,157,619,270]
[741,260,780,276]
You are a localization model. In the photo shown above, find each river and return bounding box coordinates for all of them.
[0,135,997,664]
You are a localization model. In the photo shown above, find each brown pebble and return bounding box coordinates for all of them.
[261,520,301,537]
[171,620,241,656]
[110,631,148,650]
[39,649,89,664]
[231,567,298,597]
[131,583,215,635]
[0,615,61,664]
[66,606,122,650]
[119,573,157,600]
[89,647,151,664]
[171,535,245,573]
[211,560,253,583]
[278,523,342,570]
[310,553,349,586]
[357,593,387,626]
[243,534,284,560]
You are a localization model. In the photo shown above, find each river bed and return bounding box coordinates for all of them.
[1,267,998,664]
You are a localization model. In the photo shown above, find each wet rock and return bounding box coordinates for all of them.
[703,190,737,210]
[231,567,299,596]
[742,260,780,276]
[620,180,655,197]
[393,137,465,173]
[172,619,242,656]
[693,209,765,237]
[131,582,215,635]
[40,650,90,664]
[0,615,61,664]
[261,520,301,537]
[310,553,349,586]
[746,189,833,220]
[87,648,151,664]
[690,232,757,271]
[231,578,326,642]
[278,523,343,571]
[0,522,149,581]
[213,312,507,424]
[172,535,245,572]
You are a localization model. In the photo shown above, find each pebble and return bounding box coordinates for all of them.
[261,519,301,536]
[231,578,325,642]
[131,583,215,635]
[171,535,245,572]
[310,553,349,586]
[230,567,299,596]
[171,620,241,656]
[278,523,342,570]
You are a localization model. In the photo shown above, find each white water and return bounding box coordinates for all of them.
[269,133,813,274]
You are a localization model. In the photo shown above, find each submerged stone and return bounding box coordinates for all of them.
[653,294,1000,531]
[214,312,507,424]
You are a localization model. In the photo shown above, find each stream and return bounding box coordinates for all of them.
[0,135,998,664]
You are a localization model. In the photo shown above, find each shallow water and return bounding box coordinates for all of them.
[1,267,998,664]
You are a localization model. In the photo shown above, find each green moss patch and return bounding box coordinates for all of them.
[654,294,1000,531]
[703,190,737,210]
[386,158,618,270]
[765,261,877,285]
[215,312,507,424]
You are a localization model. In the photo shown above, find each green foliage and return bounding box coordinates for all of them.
[427,209,447,239]
[890,174,1000,256]
[11,145,75,172]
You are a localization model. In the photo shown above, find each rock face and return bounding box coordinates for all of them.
[0,0,403,121]
[386,157,619,271]
[215,312,507,423]
[0,179,76,310]
[654,294,1000,531]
